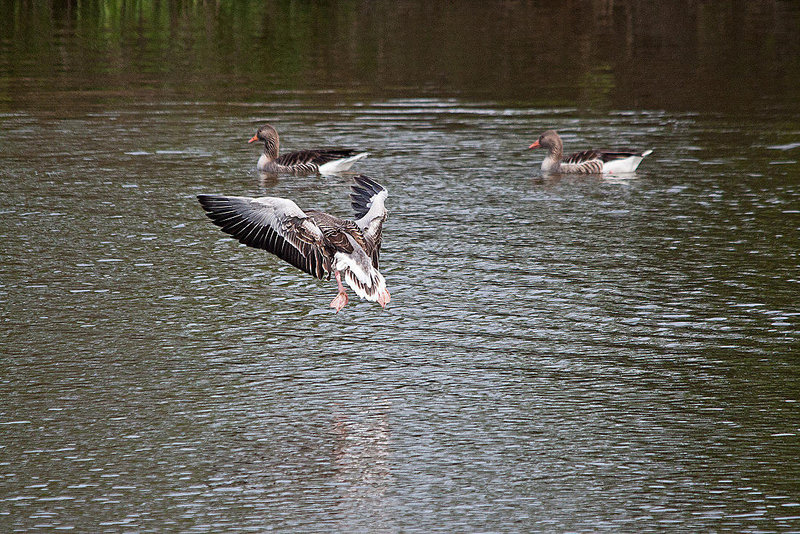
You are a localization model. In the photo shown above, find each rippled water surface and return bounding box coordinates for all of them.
[2,2,800,532]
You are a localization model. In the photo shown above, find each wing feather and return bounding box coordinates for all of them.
[597,150,646,162]
[276,149,361,167]
[566,149,647,164]
[564,150,603,165]
[197,194,330,279]
[349,175,388,268]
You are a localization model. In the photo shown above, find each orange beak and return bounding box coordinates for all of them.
[247,134,259,144]
[528,140,541,149]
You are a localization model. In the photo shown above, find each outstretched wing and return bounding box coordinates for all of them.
[197,194,331,279]
[276,149,362,167]
[349,175,388,268]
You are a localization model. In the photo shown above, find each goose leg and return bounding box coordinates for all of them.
[377,289,391,308]
[329,271,349,312]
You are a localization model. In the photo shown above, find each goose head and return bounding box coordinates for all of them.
[248,124,280,158]
[528,130,562,151]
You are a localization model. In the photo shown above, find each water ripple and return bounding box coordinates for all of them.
[1,100,798,532]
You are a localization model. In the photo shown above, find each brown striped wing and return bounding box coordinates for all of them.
[197,194,331,280]
[276,149,361,167]
[561,150,602,173]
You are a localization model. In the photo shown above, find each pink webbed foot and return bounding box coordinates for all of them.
[329,291,349,313]
[377,289,391,309]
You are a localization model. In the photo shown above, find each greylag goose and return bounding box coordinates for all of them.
[248,124,368,175]
[528,130,652,174]
[197,175,389,312]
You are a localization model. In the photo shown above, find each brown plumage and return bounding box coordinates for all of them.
[197,175,389,312]
[248,124,369,175]
[528,130,652,174]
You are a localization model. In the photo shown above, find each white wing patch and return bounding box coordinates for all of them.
[355,189,388,230]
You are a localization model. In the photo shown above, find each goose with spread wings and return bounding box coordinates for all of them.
[248,124,369,175]
[197,175,389,312]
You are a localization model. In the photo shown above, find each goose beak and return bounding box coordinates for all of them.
[528,140,541,149]
[247,134,259,144]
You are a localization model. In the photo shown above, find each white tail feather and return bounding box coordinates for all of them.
[318,153,369,175]
[334,250,387,302]
[602,150,653,173]
[343,268,387,302]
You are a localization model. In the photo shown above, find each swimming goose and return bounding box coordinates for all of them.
[528,130,652,174]
[197,175,390,312]
[248,124,369,175]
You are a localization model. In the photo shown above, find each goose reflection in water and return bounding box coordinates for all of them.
[331,401,393,527]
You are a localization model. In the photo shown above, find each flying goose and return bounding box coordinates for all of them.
[197,175,389,312]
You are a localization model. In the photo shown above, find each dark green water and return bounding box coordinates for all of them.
[1,2,799,532]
